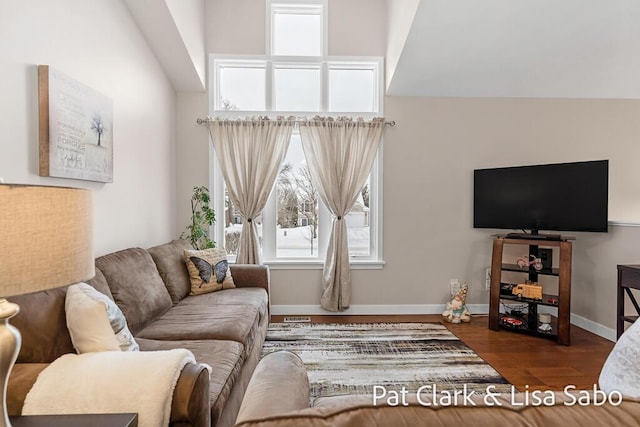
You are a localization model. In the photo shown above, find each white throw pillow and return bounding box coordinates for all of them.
[65,283,139,353]
[599,318,640,397]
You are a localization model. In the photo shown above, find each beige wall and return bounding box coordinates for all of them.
[205,0,266,55]
[175,91,210,238]
[0,0,177,256]
[185,0,640,335]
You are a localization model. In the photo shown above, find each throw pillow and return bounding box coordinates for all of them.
[599,318,640,397]
[184,248,235,295]
[65,283,139,353]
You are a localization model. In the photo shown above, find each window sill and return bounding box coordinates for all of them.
[263,259,385,270]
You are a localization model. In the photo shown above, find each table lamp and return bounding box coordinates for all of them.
[0,184,94,427]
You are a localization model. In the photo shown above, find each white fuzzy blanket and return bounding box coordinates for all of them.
[23,349,195,427]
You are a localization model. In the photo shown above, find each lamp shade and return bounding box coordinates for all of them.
[0,184,94,298]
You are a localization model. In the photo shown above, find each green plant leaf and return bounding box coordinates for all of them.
[181,186,216,249]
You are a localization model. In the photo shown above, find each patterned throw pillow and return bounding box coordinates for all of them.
[599,319,640,398]
[65,283,139,353]
[184,248,235,295]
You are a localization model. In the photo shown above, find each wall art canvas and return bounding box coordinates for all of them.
[38,65,113,182]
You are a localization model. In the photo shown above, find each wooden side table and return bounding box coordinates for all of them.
[9,413,138,427]
[617,264,640,339]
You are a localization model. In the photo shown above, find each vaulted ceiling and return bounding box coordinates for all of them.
[126,0,640,99]
[387,0,640,98]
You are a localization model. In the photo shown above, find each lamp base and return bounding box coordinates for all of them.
[0,299,21,427]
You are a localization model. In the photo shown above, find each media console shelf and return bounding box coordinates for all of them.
[488,235,574,345]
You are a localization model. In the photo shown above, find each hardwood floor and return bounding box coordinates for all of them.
[270,314,615,392]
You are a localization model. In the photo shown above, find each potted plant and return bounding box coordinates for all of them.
[181,186,216,249]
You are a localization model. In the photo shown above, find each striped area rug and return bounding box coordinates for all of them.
[261,322,511,400]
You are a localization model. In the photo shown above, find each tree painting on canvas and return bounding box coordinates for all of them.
[38,65,113,182]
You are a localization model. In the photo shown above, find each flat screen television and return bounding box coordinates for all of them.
[473,160,609,236]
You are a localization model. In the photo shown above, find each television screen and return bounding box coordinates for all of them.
[473,160,609,233]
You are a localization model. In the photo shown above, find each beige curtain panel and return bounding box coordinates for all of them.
[299,117,386,311]
[208,117,294,264]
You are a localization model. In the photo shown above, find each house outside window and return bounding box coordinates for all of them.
[209,0,383,267]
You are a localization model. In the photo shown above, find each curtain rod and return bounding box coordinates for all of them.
[196,117,396,127]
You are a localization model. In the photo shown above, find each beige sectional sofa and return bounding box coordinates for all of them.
[235,351,640,427]
[8,239,270,427]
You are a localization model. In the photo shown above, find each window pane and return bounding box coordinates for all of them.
[329,68,376,113]
[276,134,319,257]
[347,177,371,257]
[274,67,320,111]
[218,66,265,110]
[224,189,262,256]
[273,12,321,56]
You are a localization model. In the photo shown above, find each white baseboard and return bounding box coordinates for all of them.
[271,304,615,341]
[570,313,616,342]
[271,304,488,316]
[272,304,443,315]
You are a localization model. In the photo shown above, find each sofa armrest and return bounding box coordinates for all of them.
[7,363,49,415]
[170,362,211,427]
[230,264,270,294]
[230,264,270,319]
[9,362,210,427]
[235,351,309,425]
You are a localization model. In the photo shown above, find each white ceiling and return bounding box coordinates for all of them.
[123,0,205,92]
[387,0,640,98]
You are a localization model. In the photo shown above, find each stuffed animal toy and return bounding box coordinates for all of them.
[442,284,471,324]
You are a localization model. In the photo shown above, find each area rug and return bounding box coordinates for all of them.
[261,322,511,400]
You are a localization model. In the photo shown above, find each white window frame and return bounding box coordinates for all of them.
[272,62,323,111]
[207,2,384,269]
[267,0,328,58]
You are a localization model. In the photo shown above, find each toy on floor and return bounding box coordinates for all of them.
[442,284,471,324]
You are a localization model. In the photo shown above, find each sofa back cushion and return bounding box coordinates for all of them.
[86,267,114,301]
[147,240,193,304]
[10,287,75,363]
[96,248,172,335]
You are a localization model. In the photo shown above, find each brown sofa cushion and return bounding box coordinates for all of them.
[86,267,114,301]
[10,287,75,363]
[237,354,640,427]
[135,301,260,356]
[235,396,640,427]
[147,240,193,304]
[136,338,244,426]
[236,351,309,424]
[179,288,268,325]
[96,248,172,335]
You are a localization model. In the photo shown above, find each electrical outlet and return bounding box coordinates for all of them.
[450,279,460,296]
[484,268,492,291]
